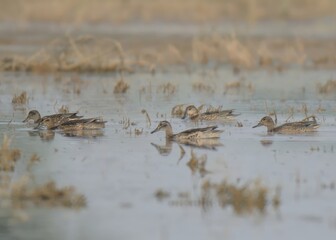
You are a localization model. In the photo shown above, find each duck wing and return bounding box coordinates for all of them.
[178,125,219,135]
[203,109,240,117]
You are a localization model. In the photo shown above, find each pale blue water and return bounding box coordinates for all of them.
[0,65,336,240]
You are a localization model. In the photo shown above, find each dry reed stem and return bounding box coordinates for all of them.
[58,105,69,113]
[157,83,176,95]
[2,34,336,72]
[12,92,28,105]
[317,80,336,94]
[114,79,129,93]
[192,82,215,94]
[141,109,151,128]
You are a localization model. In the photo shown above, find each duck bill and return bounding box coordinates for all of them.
[151,126,160,134]
[22,117,29,123]
[181,111,187,119]
[252,122,262,128]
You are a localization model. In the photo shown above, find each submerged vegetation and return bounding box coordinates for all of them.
[156,179,280,215]
[0,135,86,222]
[155,151,280,215]
[114,78,130,93]
[0,135,21,171]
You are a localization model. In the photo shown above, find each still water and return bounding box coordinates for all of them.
[0,65,336,239]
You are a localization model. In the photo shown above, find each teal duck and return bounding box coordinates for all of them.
[23,110,82,129]
[182,105,239,121]
[253,116,319,134]
[151,120,223,141]
[40,117,106,131]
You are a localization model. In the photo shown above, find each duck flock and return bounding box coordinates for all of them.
[23,104,320,143]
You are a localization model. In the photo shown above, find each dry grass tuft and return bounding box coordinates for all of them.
[1,37,134,73]
[30,181,86,208]
[192,35,254,68]
[225,36,254,68]
[10,178,86,208]
[224,79,254,94]
[12,91,28,105]
[114,79,129,93]
[120,117,136,130]
[317,80,336,94]
[157,83,176,95]
[58,105,69,114]
[0,135,21,171]
[192,82,215,94]
[154,189,170,201]
[2,34,336,72]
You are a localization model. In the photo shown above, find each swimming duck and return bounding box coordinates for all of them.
[23,110,82,129]
[151,120,223,141]
[39,117,106,131]
[182,105,239,121]
[253,116,319,134]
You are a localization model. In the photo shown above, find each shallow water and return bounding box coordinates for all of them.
[0,62,336,240]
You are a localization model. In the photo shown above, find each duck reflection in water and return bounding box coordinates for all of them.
[28,130,55,141]
[151,121,223,159]
[61,129,104,138]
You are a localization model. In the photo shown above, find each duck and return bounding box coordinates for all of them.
[39,117,106,131]
[23,110,82,129]
[182,105,239,121]
[253,116,319,134]
[151,120,223,141]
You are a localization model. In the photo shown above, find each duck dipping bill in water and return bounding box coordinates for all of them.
[182,105,239,121]
[151,120,223,141]
[253,116,320,134]
[39,117,106,131]
[171,104,223,118]
[23,110,82,128]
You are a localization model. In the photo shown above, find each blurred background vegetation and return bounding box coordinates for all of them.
[0,0,335,23]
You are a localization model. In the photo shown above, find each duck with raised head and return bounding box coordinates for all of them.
[182,105,239,121]
[253,116,319,134]
[151,120,223,141]
[23,110,82,129]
